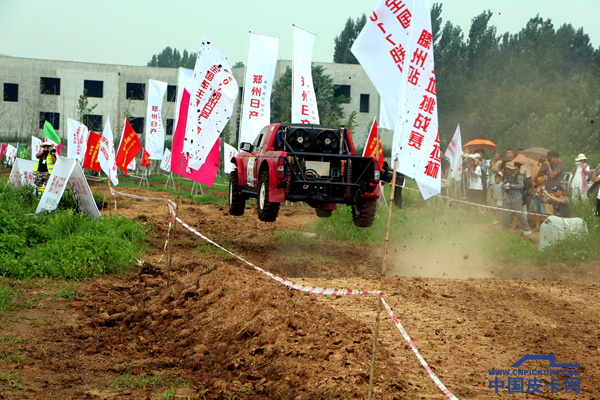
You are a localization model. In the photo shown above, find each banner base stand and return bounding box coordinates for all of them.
[164,173,176,191]
[190,181,204,196]
[138,169,150,188]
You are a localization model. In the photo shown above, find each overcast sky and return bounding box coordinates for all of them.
[1,0,598,67]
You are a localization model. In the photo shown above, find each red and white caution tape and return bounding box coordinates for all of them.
[110,188,177,208]
[109,188,458,400]
[398,183,548,217]
[175,217,379,296]
[379,293,458,400]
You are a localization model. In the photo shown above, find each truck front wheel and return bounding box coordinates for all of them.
[229,172,245,216]
[257,171,280,222]
[352,193,377,227]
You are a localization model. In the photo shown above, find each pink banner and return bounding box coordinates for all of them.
[172,89,220,186]
[0,144,6,157]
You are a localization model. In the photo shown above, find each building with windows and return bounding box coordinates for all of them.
[1,55,387,148]
[0,55,179,141]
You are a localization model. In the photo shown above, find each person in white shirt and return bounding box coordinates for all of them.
[465,154,483,222]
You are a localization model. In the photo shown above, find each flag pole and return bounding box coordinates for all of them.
[168,153,185,282]
[367,157,398,400]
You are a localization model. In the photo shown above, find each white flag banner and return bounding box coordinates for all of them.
[292,26,319,125]
[68,160,101,218]
[9,158,36,187]
[223,142,238,174]
[66,117,89,163]
[98,116,119,186]
[31,136,42,161]
[145,79,168,160]
[160,148,172,172]
[5,145,16,165]
[36,157,100,218]
[184,36,238,171]
[175,67,194,129]
[379,98,395,130]
[239,32,279,146]
[446,124,463,181]
[351,0,413,133]
[393,0,440,200]
[127,156,137,171]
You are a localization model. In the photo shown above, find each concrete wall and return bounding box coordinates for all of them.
[0,55,178,141]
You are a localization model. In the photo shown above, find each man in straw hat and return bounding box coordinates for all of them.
[34,139,57,187]
[502,162,531,235]
[570,153,589,202]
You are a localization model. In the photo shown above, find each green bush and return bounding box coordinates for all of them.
[0,180,147,280]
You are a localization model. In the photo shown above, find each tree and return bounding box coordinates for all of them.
[333,14,367,64]
[147,47,197,69]
[270,65,346,125]
[232,61,245,68]
[77,89,97,126]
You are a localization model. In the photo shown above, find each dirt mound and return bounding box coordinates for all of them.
[64,261,407,399]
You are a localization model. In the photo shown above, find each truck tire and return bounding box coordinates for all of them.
[257,171,280,222]
[352,194,377,228]
[229,172,245,216]
[316,206,332,218]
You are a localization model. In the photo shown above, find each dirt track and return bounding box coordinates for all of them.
[1,185,599,399]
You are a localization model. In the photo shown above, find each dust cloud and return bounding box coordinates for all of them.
[386,220,498,280]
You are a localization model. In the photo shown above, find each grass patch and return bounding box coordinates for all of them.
[0,282,16,313]
[0,370,24,390]
[273,230,318,245]
[0,179,148,280]
[4,350,26,363]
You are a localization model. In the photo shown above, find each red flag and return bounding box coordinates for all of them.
[363,119,384,166]
[141,148,150,167]
[115,120,142,176]
[171,89,220,186]
[83,131,102,172]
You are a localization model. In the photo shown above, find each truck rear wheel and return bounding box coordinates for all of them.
[352,194,377,227]
[257,171,280,222]
[229,172,245,216]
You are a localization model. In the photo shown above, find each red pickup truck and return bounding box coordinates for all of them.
[229,123,381,227]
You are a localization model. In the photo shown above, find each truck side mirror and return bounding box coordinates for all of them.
[240,142,252,152]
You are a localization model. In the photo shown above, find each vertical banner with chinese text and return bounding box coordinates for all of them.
[184,36,237,171]
[351,0,413,132]
[292,26,319,125]
[223,142,238,174]
[116,119,142,175]
[446,124,463,181]
[83,131,102,172]
[98,116,119,186]
[31,136,42,161]
[393,0,440,200]
[5,145,16,165]
[67,118,90,163]
[176,88,221,186]
[160,148,172,172]
[363,119,385,166]
[175,67,194,129]
[239,32,279,146]
[145,79,168,160]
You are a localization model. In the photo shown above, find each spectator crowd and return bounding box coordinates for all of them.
[441,148,600,235]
